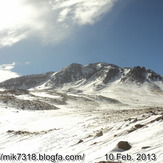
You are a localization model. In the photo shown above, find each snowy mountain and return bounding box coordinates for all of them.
[0,71,54,89]
[0,63,163,163]
[121,66,162,83]
[0,63,162,91]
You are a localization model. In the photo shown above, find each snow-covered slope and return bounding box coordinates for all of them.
[0,62,163,163]
[0,88,162,163]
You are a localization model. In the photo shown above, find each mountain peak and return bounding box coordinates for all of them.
[121,66,162,84]
[0,62,162,90]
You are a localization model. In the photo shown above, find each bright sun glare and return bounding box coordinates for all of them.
[0,0,33,28]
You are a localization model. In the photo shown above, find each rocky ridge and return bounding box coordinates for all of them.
[0,62,162,91]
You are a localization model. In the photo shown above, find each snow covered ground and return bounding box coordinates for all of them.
[0,86,163,163]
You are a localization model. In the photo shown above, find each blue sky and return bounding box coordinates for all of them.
[0,0,163,75]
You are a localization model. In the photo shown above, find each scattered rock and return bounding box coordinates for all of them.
[77,140,83,144]
[148,111,157,115]
[7,130,37,135]
[125,118,138,122]
[95,131,103,137]
[135,124,145,129]
[132,118,138,123]
[93,142,98,145]
[7,128,59,136]
[117,141,131,150]
[96,161,122,163]
[151,116,163,122]
[142,146,151,149]
[127,124,145,133]
[0,96,59,110]
[86,135,93,138]
[127,128,136,133]
[146,115,163,125]
[124,118,132,121]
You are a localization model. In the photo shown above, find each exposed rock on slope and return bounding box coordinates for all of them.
[0,63,162,90]
[0,72,54,89]
[0,95,59,110]
[121,66,162,84]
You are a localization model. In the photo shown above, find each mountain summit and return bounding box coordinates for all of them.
[0,63,162,91]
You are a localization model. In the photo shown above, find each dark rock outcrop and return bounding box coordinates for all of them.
[121,66,162,84]
[0,96,59,110]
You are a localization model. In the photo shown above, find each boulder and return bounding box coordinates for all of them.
[117,141,131,150]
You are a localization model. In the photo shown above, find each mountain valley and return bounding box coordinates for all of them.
[0,63,162,163]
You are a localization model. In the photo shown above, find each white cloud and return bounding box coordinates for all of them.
[25,62,31,65]
[0,63,19,82]
[0,62,16,70]
[0,0,118,47]
[55,0,117,25]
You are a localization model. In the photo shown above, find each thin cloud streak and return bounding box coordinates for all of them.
[0,0,118,47]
